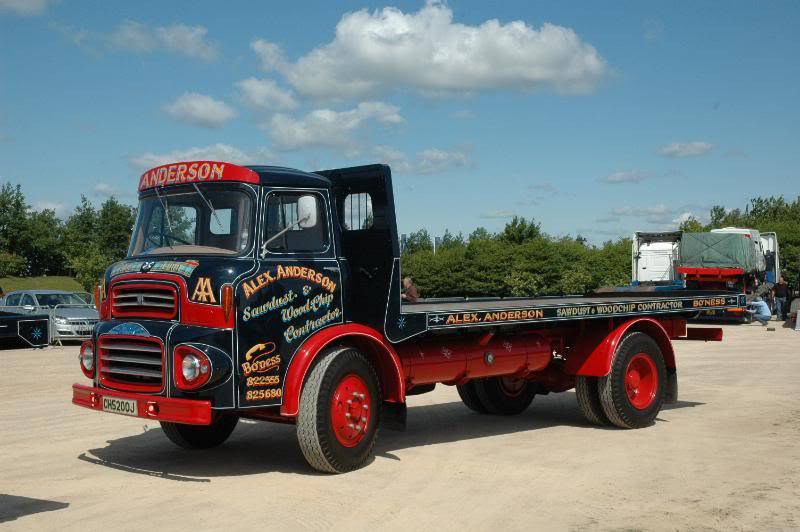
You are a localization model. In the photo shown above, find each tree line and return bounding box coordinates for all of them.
[402,196,800,299]
[1,180,797,296]
[0,183,135,289]
[401,218,631,298]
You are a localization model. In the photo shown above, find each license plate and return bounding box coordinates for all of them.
[102,396,138,417]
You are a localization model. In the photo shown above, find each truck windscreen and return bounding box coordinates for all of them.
[129,186,254,256]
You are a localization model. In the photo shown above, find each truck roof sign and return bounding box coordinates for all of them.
[138,160,260,192]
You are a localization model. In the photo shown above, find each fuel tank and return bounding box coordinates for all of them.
[397,332,551,385]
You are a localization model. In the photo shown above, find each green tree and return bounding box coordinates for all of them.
[0,183,29,257]
[97,197,136,258]
[63,196,98,259]
[403,229,433,255]
[0,252,26,277]
[679,216,705,232]
[21,208,65,276]
[500,216,541,244]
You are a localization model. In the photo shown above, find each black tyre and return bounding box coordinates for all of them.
[160,414,239,449]
[456,381,489,413]
[598,332,666,429]
[473,376,536,415]
[575,376,609,425]
[297,347,381,473]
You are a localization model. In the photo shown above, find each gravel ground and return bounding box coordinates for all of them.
[1,323,798,530]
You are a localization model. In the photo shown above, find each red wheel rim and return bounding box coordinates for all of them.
[330,373,371,448]
[625,353,658,410]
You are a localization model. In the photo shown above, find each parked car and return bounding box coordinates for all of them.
[1,290,98,340]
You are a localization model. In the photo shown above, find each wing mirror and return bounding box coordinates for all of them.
[22,305,35,312]
[297,195,318,228]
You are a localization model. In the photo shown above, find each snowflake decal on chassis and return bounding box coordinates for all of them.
[396,316,406,329]
[31,328,43,341]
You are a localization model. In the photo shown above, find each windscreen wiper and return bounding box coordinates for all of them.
[153,185,175,248]
[192,182,223,230]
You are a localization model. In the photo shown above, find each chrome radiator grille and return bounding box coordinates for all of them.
[98,335,164,392]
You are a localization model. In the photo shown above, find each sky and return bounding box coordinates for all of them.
[1,0,799,243]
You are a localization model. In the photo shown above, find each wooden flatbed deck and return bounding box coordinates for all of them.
[401,290,744,330]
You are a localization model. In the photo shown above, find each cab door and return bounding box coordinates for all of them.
[234,187,344,409]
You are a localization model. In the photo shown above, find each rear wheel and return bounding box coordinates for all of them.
[297,347,380,473]
[160,414,239,449]
[473,376,536,415]
[456,381,488,413]
[575,376,609,425]
[598,332,666,428]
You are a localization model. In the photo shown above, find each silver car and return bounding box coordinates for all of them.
[0,290,99,340]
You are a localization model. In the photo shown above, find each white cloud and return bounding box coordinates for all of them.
[602,170,647,184]
[110,21,155,52]
[131,143,275,169]
[658,141,713,158]
[252,1,606,99]
[595,215,620,223]
[416,148,469,174]
[671,211,695,226]
[479,210,516,219]
[236,78,297,111]
[110,21,218,60]
[251,39,288,72]
[371,145,469,175]
[612,205,671,217]
[157,24,218,60]
[33,200,69,218]
[529,182,557,193]
[267,102,403,151]
[94,183,116,197]
[163,93,237,128]
[0,0,50,16]
[643,19,664,42]
[372,145,412,173]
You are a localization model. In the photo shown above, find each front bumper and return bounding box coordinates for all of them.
[72,384,212,425]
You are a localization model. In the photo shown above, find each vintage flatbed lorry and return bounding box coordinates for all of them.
[72,161,745,473]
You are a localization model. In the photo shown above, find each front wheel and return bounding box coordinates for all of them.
[160,414,239,449]
[598,332,666,428]
[297,347,381,473]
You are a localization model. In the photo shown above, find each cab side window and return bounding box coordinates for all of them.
[5,293,21,306]
[264,192,328,253]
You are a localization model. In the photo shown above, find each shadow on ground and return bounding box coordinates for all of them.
[0,494,69,523]
[77,392,704,480]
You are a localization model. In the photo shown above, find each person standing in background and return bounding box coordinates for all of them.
[773,277,788,321]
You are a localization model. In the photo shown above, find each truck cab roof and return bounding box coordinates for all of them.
[246,165,332,189]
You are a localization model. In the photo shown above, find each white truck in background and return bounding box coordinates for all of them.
[631,231,682,284]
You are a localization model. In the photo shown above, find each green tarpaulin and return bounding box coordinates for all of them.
[679,232,765,272]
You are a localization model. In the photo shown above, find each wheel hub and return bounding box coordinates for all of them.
[330,373,370,447]
[625,353,658,410]
[498,376,527,397]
